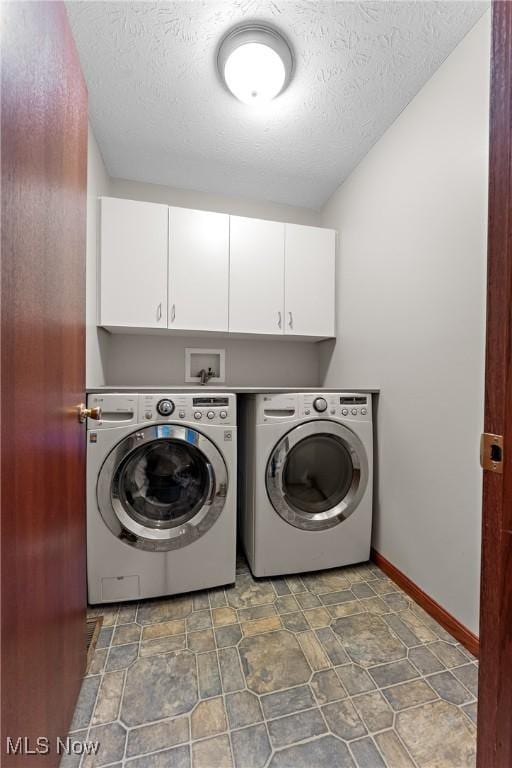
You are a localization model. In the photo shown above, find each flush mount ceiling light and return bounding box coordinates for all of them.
[217,24,293,105]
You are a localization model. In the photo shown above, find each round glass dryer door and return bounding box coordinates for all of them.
[97,425,228,551]
[266,421,368,530]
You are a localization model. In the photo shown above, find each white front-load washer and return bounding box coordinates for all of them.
[86,392,237,604]
[239,392,373,577]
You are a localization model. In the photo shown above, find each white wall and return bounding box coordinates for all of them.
[86,159,321,388]
[104,334,319,388]
[320,13,490,634]
[86,125,111,387]
[109,178,320,227]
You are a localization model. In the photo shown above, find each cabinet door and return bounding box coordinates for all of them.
[285,224,336,337]
[99,197,168,328]
[229,216,285,334]
[169,207,229,332]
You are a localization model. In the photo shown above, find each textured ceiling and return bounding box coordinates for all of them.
[67,1,488,210]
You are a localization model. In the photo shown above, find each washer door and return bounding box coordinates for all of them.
[266,421,368,531]
[97,425,228,551]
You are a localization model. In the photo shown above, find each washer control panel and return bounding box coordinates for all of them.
[139,393,235,426]
[301,393,371,422]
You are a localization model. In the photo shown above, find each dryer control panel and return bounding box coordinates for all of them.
[300,393,372,422]
[255,392,372,425]
[139,393,236,426]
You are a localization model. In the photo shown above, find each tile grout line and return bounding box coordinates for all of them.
[120,600,139,766]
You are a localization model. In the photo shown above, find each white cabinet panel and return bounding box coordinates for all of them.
[229,216,285,334]
[285,224,336,337]
[169,207,229,332]
[99,197,168,328]
[99,197,335,340]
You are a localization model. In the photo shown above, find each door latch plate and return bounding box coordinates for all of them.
[480,433,504,473]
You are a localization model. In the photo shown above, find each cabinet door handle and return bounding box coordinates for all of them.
[278,311,282,329]
[171,304,176,323]
[288,311,293,329]
[156,303,162,322]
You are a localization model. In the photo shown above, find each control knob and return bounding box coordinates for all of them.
[156,398,175,416]
[313,397,328,413]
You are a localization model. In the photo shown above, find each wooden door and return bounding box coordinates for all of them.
[100,197,168,329]
[229,216,285,334]
[169,207,229,332]
[1,3,88,765]
[284,223,336,337]
[477,3,512,767]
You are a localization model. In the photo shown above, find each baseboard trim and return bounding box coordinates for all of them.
[371,548,479,658]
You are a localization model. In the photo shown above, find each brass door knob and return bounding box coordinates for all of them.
[77,403,102,423]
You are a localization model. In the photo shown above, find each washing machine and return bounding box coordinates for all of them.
[86,392,237,604]
[239,392,373,577]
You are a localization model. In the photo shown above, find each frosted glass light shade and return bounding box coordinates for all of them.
[218,25,293,105]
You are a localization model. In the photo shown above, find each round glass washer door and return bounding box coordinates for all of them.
[266,420,368,531]
[97,425,228,551]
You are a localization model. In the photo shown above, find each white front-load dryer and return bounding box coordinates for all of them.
[239,392,373,577]
[87,392,237,604]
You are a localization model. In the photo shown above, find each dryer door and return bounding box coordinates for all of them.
[266,421,368,531]
[97,425,228,551]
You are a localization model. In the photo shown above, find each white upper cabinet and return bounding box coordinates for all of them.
[169,208,229,332]
[99,197,168,328]
[284,223,336,338]
[229,217,285,334]
[98,197,336,340]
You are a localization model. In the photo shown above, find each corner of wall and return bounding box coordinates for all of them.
[86,123,111,388]
[316,12,490,635]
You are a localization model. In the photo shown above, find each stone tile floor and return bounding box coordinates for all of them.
[66,557,478,768]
